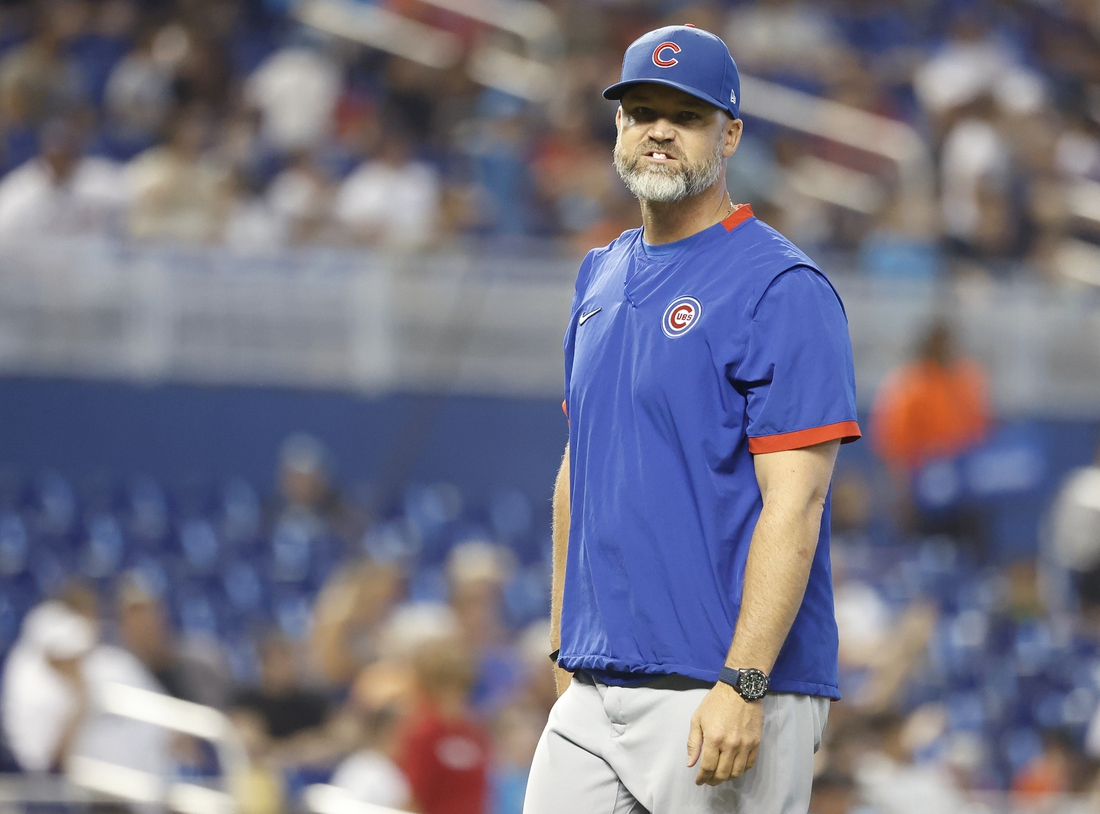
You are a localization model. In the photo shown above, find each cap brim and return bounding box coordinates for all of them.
[602,79,733,116]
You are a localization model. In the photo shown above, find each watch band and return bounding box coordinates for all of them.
[717,666,741,688]
[717,666,770,701]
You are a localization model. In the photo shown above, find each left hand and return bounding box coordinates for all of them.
[685,683,763,786]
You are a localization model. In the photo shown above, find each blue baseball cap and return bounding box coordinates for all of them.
[603,25,741,119]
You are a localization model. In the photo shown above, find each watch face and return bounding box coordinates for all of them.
[738,669,769,701]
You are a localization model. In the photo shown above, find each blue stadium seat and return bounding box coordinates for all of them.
[127,475,170,547]
[33,472,77,539]
[180,518,221,575]
[80,513,127,579]
[221,478,263,550]
[0,511,29,577]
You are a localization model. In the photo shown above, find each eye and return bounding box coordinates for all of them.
[678,111,701,123]
[630,106,656,122]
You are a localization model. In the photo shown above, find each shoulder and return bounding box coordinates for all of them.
[720,215,839,308]
[576,227,639,288]
[587,227,640,262]
[725,215,817,270]
[756,265,845,314]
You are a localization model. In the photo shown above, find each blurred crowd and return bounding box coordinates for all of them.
[0,0,1095,275]
[0,434,557,814]
[1,405,1100,813]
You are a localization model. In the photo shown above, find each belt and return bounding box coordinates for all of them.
[575,671,714,691]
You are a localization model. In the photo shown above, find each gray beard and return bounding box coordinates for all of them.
[613,136,725,203]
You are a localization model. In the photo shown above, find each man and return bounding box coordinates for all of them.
[524,25,860,814]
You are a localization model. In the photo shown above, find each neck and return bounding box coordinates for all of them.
[639,184,731,245]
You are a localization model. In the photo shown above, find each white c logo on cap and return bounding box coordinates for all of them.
[652,42,681,68]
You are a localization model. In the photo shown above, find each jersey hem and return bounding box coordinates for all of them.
[748,420,862,454]
[557,653,840,700]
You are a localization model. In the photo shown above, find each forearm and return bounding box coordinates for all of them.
[725,496,823,672]
[550,444,572,693]
[52,690,90,772]
[726,441,840,673]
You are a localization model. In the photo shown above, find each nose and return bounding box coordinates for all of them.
[646,117,676,143]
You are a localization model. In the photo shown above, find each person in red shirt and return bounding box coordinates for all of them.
[397,636,491,814]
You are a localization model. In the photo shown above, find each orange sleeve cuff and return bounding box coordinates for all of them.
[748,420,862,454]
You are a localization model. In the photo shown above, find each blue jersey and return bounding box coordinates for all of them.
[560,206,860,699]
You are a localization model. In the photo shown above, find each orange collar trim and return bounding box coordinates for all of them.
[721,203,754,231]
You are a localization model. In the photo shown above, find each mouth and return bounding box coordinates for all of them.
[643,150,678,162]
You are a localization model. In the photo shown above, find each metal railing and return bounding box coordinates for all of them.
[0,681,252,813]
[68,682,245,813]
[293,0,561,101]
[1,238,1099,417]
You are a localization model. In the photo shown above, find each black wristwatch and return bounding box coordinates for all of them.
[718,666,769,701]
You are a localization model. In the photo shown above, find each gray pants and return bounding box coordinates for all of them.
[523,674,829,814]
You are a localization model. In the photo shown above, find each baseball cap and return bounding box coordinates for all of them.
[603,25,741,119]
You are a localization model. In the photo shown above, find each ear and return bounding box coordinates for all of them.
[615,105,622,132]
[723,117,743,158]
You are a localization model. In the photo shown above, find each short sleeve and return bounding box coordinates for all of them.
[734,267,861,453]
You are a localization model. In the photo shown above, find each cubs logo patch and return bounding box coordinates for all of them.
[662,296,701,338]
[652,41,681,68]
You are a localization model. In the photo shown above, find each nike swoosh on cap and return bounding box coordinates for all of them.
[578,307,602,325]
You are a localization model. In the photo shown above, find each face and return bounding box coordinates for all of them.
[613,84,742,204]
[119,599,168,661]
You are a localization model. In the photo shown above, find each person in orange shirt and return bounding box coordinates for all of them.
[870,319,991,476]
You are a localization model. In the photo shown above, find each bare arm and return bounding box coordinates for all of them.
[687,439,841,785]
[550,444,573,696]
[49,658,91,773]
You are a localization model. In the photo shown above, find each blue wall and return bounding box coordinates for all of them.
[1,376,1097,558]
[0,377,569,509]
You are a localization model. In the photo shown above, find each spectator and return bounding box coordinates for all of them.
[244,44,342,155]
[396,635,491,814]
[126,103,229,242]
[310,558,407,687]
[334,127,441,249]
[446,541,523,714]
[1,581,169,777]
[0,117,128,240]
[1012,729,1075,803]
[116,572,233,708]
[0,0,85,169]
[266,150,336,244]
[870,319,991,476]
[458,90,534,237]
[330,704,410,808]
[938,93,1021,263]
[1,591,98,772]
[723,0,850,84]
[331,660,413,809]
[230,632,332,750]
[870,319,993,548]
[271,433,366,545]
[851,710,969,814]
[1046,443,1100,577]
[101,26,180,160]
[809,771,857,814]
[1045,442,1100,632]
[911,10,1023,133]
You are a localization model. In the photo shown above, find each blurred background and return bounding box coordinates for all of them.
[0,0,1099,812]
